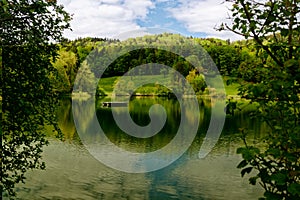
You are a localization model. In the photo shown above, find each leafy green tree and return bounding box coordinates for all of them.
[77,45,93,63]
[186,69,206,94]
[206,45,241,76]
[222,0,300,199]
[73,60,96,94]
[173,60,192,77]
[1,0,70,197]
[52,48,78,93]
[237,55,263,82]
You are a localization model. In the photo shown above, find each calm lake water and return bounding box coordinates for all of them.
[13,97,266,200]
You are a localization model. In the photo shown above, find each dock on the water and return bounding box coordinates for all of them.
[102,102,128,107]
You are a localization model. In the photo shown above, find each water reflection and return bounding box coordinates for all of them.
[14,97,266,199]
[72,97,202,173]
[97,98,180,152]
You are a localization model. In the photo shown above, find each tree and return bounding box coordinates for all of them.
[1,0,71,197]
[222,0,300,199]
[186,69,206,94]
[206,45,241,76]
[173,60,192,77]
[73,60,96,94]
[52,48,78,93]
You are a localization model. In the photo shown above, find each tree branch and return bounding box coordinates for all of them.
[225,24,253,38]
[240,0,284,67]
[258,1,275,36]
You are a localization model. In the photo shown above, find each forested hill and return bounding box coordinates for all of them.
[52,33,257,93]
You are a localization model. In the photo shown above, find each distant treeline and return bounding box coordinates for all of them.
[52,33,259,93]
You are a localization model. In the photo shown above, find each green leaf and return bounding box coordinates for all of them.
[266,148,280,158]
[274,126,282,130]
[250,147,260,155]
[236,147,245,154]
[237,160,248,168]
[263,191,282,200]
[241,167,253,177]
[288,183,300,196]
[281,29,289,37]
[249,176,258,185]
[238,147,260,161]
[270,173,287,186]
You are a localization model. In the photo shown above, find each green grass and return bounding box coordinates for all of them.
[224,82,239,96]
[98,75,172,95]
[206,76,240,96]
[98,76,119,95]
[127,74,172,85]
[223,76,240,96]
[98,75,240,96]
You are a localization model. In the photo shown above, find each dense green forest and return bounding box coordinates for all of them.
[52,34,258,96]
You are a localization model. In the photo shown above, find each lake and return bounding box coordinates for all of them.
[13,97,266,200]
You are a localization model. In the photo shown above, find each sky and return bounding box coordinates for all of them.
[58,0,244,41]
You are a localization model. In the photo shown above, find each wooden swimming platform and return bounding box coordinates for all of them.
[102,102,128,107]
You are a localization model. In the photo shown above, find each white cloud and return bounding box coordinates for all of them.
[168,0,243,40]
[58,0,243,41]
[58,0,153,39]
[124,0,155,19]
[100,0,123,4]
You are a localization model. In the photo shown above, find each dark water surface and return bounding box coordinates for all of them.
[14,97,266,200]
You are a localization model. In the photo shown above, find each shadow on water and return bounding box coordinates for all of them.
[13,97,267,200]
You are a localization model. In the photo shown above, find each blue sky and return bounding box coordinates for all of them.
[135,1,206,38]
[58,0,243,41]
